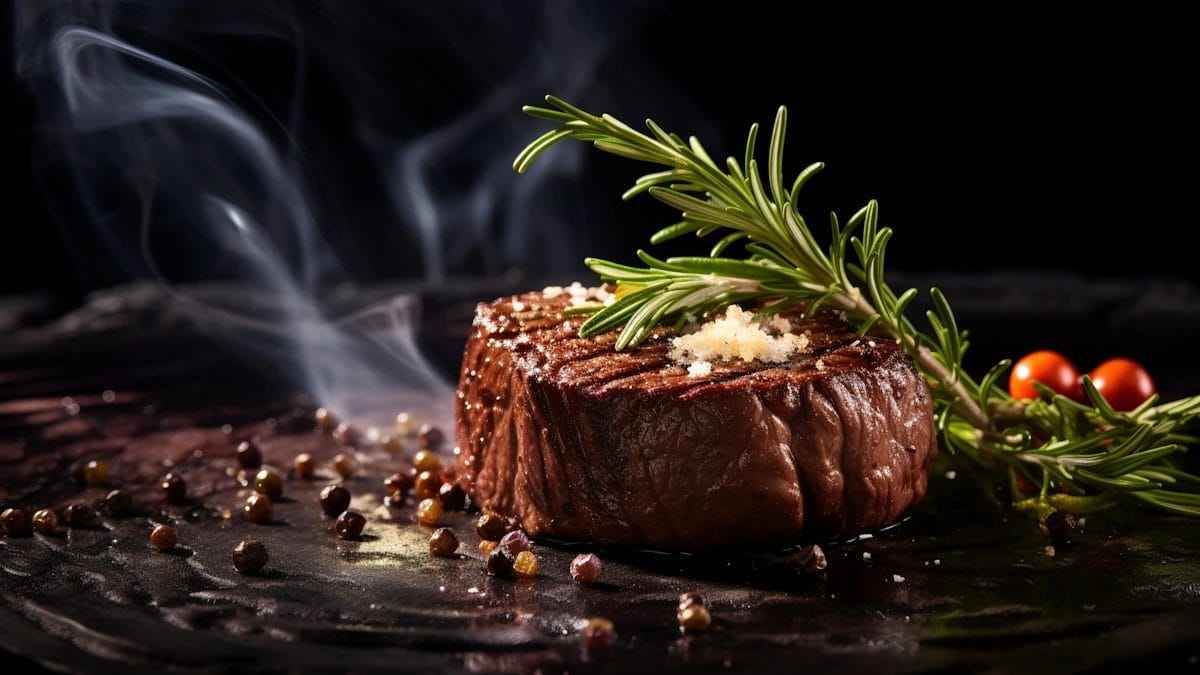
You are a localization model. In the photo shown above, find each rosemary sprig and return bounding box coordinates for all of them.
[514,95,1200,519]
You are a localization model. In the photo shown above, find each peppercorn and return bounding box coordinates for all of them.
[1,508,31,537]
[413,471,440,499]
[31,509,57,535]
[236,440,263,469]
[1044,510,1078,544]
[478,540,498,555]
[418,424,444,449]
[412,450,442,474]
[149,524,177,551]
[570,553,602,585]
[429,527,459,556]
[380,434,402,454]
[104,489,133,517]
[333,422,357,446]
[384,472,414,496]
[83,460,109,487]
[62,503,93,527]
[293,453,314,480]
[331,452,356,479]
[678,605,712,633]
[335,511,366,540]
[232,539,269,574]
[161,473,187,504]
[243,493,273,524]
[315,407,336,433]
[394,411,415,436]
[476,514,508,541]
[437,483,466,511]
[797,544,827,572]
[513,550,538,578]
[581,617,616,649]
[416,498,443,526]
[499,530,531,556]
[253,468,283,501]
[486,546,516,578]
[678,591,705,611]
[386,491,407,507]
[319,485,351,517]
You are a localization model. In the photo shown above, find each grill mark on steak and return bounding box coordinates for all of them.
[456,291,938,549]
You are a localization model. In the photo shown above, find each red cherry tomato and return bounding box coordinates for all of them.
[1089,357,1156,411]
[1009,350,1083,401]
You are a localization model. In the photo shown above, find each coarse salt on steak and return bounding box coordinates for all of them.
[454,288,937,550]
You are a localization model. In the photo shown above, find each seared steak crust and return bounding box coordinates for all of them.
[455,291,937,550]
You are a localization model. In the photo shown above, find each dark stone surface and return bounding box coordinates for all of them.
[3,277,1200,673]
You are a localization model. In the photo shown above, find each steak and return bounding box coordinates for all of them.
[454,288,938,550]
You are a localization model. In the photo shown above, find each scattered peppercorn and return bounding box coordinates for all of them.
[487,546,516,578]
[416,498,443,526]
[386,491,407,507]
[513,550,538,578]
[335,511,366,540]
[413,471,440,499]
[678,591,705,611]
[332,452,356,479]
[315,407,336,433]
[437,483,466,511]
[293,453,315,480]
[429,527,459,556]
[797,544,828,572]
[1044,510,1078,544]
[161,473,188,504]
[581,617,616,649]
[499,530,531,556]
[476,514,509,541]
[232,539,269,574]
[104,489,133,517]
[31,509,58,535]
[319,485,351,517]
[418,424,444,449]
[412,450,442,474]
[380,434,402,454]
[62,503,93,527]
[84,460,110,487]
[243,493,273,524]
[678,605,712,633]
[149,524,178,551]
[1,508,31,537]
[384,472,414,496]
[478,540,498,555]
[236,440,263,469]
[253,468,284,501]
[570,553,603,585]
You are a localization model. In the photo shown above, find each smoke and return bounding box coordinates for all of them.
[13,1,704,424]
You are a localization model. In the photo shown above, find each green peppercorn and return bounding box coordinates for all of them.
[231,539,269,574]
[253,468,283,501]
[236,440,263,469]
[31,509,57,535]
[319,485,351,517]
[335,511,366,540]
[243,493,273,524]
[149,524,177,551]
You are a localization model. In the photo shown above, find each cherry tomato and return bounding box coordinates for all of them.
[1089,357,1156,411]
[1009,350,1083,401]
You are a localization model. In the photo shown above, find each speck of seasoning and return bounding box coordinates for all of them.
[236,441,263,469]
[1044,510,1078,544]
[412,450,442,474]
[83,460,109,487]
[486,546,516,578]
[315,407,336,433]
[798,544,828,572]
[253,468,284,501]
[243,493,273,524]
[413,470,440,499]
[429,527,459,556]
[335,511,366,540]
[319,485,351,517]
[416,498,443,526]
[570,553,602,585]
[161,473,187,504]
[333,422,357,446]
[1,508,31,537]
[478,540,498,555]
[380,435,402,454]
[418,424,444,449]
[476,514,509,541]
[149,524,177,551]
[231,539,269,574]
[513,550,538,578]
[293,453,314,480]
[62,503,93,527]
[499,529,531,556]
[104,489,133,517]
[678,605,712,633]
[31,509,58,535]
[437,482,466,511]
[331,452,356,479]
[581,617,616,649]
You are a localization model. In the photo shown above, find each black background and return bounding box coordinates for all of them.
[3,2,1197,306]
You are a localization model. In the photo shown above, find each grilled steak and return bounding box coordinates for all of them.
[454,288,938,550]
